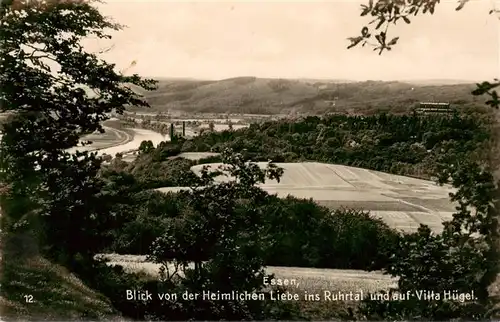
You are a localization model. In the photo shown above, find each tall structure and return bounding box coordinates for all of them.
[287,109,298,133]
[170,123,174,139]
[182,121,186,137]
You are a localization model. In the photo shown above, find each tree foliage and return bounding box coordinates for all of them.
[143,148,300,320]
[349,1,500,319]
[138,140,155,154]
[161,112,491,180]
[100,164,400,270]
[0,0,156,263]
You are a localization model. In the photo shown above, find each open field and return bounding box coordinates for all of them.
[127,116,251,124]
[2,119,168,162]
[198,123,249,131]
[66,125,134,154]
[127,117,249,134]
[96,254,397,295]
[1,115,169,159]
[157,162,458,233]
[180,118,246,123]
[174,152,220,160]
[123,110,282,121]
[95,252,500,318]
[96,128,169,157]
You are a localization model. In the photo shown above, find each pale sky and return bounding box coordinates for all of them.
[85,0,500,81]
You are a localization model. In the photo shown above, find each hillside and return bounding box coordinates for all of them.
[129,77,486,115]
[1,234,123,321]
[157,162,458,234]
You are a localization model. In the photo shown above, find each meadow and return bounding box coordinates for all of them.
[96,254,398,296]
[157,161,457,233]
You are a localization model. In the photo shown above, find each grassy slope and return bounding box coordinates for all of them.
[1,234,123,321]
[129,77,486,115]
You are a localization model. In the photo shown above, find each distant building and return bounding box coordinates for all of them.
[414,102,454,115]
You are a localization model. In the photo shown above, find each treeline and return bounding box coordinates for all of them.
[129,112,491,181]
[134,77,487,115]
[116,111,492,182]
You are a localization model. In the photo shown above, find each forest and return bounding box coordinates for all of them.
[130,76,486,115]
[122,111,493,184]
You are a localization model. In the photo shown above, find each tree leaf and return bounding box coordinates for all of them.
[387,37,399,46]
[361,26,369,37]
[375,17,386,29]
[455,0,469,11]
[347,36,364,49]
[471,82,500,96]
[379,32,386,42]
[360,4,370,16]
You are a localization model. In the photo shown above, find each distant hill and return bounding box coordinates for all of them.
[400,79,482,86]
[128,77,487,115]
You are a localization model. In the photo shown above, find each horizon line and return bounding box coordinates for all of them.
[139,76,483,84]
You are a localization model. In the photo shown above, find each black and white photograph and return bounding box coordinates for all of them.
[1,0,500,320]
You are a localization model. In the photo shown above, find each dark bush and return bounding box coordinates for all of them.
[106,191,400,271]
[261,196,400,269]
[196,155,223,165]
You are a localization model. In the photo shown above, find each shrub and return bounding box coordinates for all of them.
[262,197,400,269]
[106,189,400,272]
